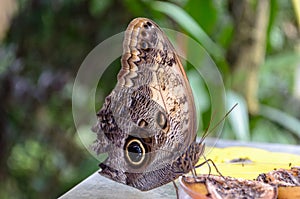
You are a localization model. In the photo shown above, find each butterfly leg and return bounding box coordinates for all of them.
[172,181,179,199]
[188,158,198,180]
[195,157,225,179]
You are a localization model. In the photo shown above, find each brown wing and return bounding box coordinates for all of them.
[92,17,199,191]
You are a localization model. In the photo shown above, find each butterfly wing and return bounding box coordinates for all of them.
[92,18,199,191]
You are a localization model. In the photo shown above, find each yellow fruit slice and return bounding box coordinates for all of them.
[195,147,300,180]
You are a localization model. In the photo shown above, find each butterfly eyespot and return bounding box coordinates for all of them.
[143,21,152,29]
[156,111,169,131]
[137,119,148,127]
[125,138,147,167]
[140,41,149,50]
[146,21,152,27]
[141,31,148,37]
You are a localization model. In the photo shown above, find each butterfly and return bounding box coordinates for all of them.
[92,17,205,191]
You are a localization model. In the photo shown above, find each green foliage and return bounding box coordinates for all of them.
[1,0,300,198]
[151,1,225,60]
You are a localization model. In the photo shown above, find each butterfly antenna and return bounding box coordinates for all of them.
[200,103,238,143]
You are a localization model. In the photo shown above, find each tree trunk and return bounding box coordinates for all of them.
[227,0,270,115]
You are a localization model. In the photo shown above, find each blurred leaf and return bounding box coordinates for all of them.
[123,0,148,16]
[259,104,300,140]
[187,69,209,133]
[251,118,297,144]
[89,0,112,16]
[0,45,17,74]
[8,141,41,172]
[226,91,250,141]
[151,1,224,60]
[263,52,300,69]
[215,21,234,49]
[269,26,284,50]
[184,0,218,34]
[259,52,300,107]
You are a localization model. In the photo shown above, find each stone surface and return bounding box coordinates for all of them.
[59,171,177,199]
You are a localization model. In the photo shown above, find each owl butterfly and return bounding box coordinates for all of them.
[92,17,205,191]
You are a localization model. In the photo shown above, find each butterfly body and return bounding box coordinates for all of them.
[92,18,203,191]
